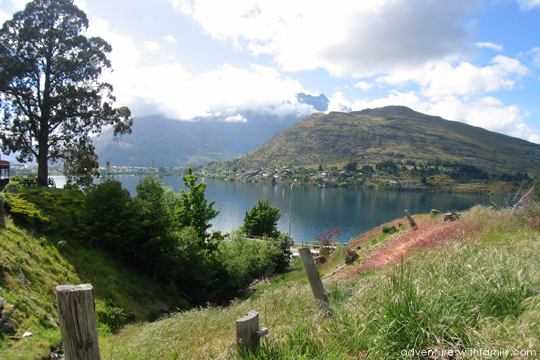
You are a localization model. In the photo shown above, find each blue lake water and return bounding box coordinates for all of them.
[52,175,508,244]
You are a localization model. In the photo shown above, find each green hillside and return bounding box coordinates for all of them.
[99,204,540,359]
[0,188,184,359]
[223,106,540,175]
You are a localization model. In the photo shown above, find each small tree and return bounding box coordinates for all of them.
[0,0,132,186]
[84,179,137,257]
[133,176,178,276]
[315,228,340,256]
[177,168,219,243]
[344,162,357,172]
[242,198,282,239]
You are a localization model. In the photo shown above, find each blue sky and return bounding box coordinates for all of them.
[1,0,540,152]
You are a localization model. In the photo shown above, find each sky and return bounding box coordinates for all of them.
[1,0,540,152]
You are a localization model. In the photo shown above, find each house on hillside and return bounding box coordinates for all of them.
[0,157,10,189]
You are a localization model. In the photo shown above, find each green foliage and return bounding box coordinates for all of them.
[9,175,25,183]
[132,176,178,274]
[3,181,21,194]
[63,138,100,191]
[97,306,135,334]
[216,231,277,292]
[0,192,6,220]
[361,164,374,174]
[241,198,282,239]
[344,162,357,172]
[376,160,399,174]
[168,227,216,301]
[0,0,132,185]
[4,188,85,237]
[270,232,294,273]
[145,307,162,323]
[177,168,219,243]
[381,223,398,234]
[84,180,138,257]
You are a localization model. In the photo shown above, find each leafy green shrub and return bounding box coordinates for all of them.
[145,307,162,323]
[85,180,138,257]
[216,230,278,292]
[97,306,134,334]
[381,223,397,234]
[10,189,86,237]
[3,181,21,194]
[4,194,49,226]
[168,227,215,301]
[241,198,282,239]
[269,232,294,273]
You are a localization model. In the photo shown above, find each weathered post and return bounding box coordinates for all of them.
[236,310,268,356]
[55,284,101,360]
[405,209,418,230]
[298,248,332,315]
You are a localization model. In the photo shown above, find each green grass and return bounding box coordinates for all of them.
[0,215,185,360]
[2,189,539,359]
[97,206,540,359]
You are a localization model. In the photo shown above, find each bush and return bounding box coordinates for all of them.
[216,231,277,292]
[85,180,138,257]
[168,227,216,302]
[381,223,398,234]
[269,232,294,273]
[241,198,282,239]
[97,306,135,334]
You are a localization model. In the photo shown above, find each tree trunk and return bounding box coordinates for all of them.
[37,128,49,187]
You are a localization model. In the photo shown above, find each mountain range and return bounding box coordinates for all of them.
[94,93,329,167]
[216,106,540,175]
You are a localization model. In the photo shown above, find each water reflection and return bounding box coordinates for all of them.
[52,175,507,244]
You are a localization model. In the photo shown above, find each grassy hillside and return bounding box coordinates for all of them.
[222,106,540,176]
[95,200,540,359]
[2,186,540,359]
[0,188,186,360]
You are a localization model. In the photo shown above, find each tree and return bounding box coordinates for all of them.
[242,198,282,239]
[344,162,357,172]
[0,0,132,186]
[133,176,178,276]
[84,178,138,258]
[177,168,219,243]
[63,136,99,190]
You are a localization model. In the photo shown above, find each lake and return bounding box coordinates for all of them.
[51,175,508,244]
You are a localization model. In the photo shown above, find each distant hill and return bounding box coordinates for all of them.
[216,106,540,175]
[94,93,329,167]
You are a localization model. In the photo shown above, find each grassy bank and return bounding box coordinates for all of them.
[97,205,540,359]
[0,214,184,360]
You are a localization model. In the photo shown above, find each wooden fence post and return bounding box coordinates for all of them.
[236,310,268,356]
[405,209,418,230]
[56,284,101,360]
[298,248,332,316]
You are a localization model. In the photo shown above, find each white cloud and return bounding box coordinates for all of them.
[516,0,540,11]
[143,41,161,51]
[377,56,528,99]
[355,82,373,91]
[0,10,11,23]
[10,0,28,10]
[164,35,177,43]
[223,114,247,122]
[475,42,504,51]
[328,90,539,143]
[87,17,308,120]
[172,0,481,77]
